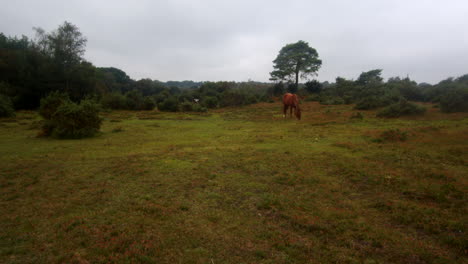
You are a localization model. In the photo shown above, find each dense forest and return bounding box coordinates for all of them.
[1,21,467,118]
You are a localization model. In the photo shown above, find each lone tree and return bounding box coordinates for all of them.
[270,40,322,92]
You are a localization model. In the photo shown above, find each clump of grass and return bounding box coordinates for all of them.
[377,99,426,118]
[350,112,364,120]
[111,127,124,133]
[374,129,408,142]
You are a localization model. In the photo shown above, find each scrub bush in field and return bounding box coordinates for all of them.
[319,96,344,105]
[158,97,179,112]
[180,101,193,112]
[101,93,127,109]
[203,96,218,108]
[39,91,71,119]
[141,96,156,110]
[377,99,426,118]
[0,95,15,117]
[192,104,207,112]
[39,92,102,138]
[376,129,408,142]
[354,96,387,110]
[439,87,468,113]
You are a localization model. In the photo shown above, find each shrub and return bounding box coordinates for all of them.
[158,97,179,112]
[40,97,102,138]
[203,96,218,108]
[125,90,144,110]
[377,99,426,118]
[439,87,468,113]
[319,96,345,105]
[101,93,127,110]
[354,96,391,110]
[350,112,364,120]
[39,91,71,119]
[305,94,320,102]
[375,129,408,142]
[0,95,15,117]
[192,104,207,112]
[180,101,193,112]
[141,97,156,110]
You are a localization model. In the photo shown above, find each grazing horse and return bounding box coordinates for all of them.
[283,93,301,120]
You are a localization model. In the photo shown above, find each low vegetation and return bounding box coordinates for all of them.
[0,102,466,263]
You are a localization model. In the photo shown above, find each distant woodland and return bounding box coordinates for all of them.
[1,21,467,117]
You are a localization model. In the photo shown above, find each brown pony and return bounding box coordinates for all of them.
[283,93,301,120]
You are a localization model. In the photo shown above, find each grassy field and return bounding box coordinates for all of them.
[0,101,467,263]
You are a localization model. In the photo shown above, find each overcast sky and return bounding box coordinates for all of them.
[1,0,467,84]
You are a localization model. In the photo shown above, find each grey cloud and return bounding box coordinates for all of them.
[1,0,467,84]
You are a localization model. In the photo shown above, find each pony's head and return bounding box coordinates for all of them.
[295,107,301,120]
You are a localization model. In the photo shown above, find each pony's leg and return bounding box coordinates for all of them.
[283,105,288,118]
[290,106,293,117]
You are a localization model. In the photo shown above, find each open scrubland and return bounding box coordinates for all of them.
[0,101,467,263]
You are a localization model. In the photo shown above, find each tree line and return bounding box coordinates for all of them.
[1,22,467,119]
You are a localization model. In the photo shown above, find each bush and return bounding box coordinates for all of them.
[319,96,345,105]
[192,104,207,112]
[0,95,15,117]
[439,87,468,113]
[125,90,144,110]
[305,94,320,102]
[180,101,193,112]
[158,97,179,112]
[141,97,156,110]
[101,93,127,110]
[376,129,408,142]
[203,96,218,108]
[377,100,426,118]
[39,91,71,119]
[354,96,393,110]
[40,96,102,138]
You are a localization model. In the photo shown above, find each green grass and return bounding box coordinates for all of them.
[0,103,467,263]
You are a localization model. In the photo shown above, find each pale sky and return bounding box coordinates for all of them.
[1,0,467,84]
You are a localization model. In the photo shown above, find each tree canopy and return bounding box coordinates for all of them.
[270,40,322,89]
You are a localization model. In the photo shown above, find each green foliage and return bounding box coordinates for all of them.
[142,97,156,110]
[101,93,127,110]
[377,100,426,118]
[375,129,408,142]
[319,96,345,105]
[356,69,383,85]
[192,104,207,112]
[0,95,15,117]
[180,101,194,112]
[39,93,102,138]
[439,87,468,113]
[39,91,71,119]
[270,40,322,88]
[350,112,364,120]
[354,96,391,110]
[158,97,179,112]
[203,96,218,108]
[305,80,322,94]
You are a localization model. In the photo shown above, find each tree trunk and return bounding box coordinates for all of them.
[295,69,299,92]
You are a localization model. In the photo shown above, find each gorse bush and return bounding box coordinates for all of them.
[355,96,390,110]
[377,99,426,118]
[376,129,408,142]
[319,96,345,105]
[0,94,15,117]
[203,96,218,108]
[39,92,102,138]
[158,97,179,112]
[142,96,156,110]
[439,87,468,113]
[101,93,127,110]
[180,101,193,112]
[39,91,71,120]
